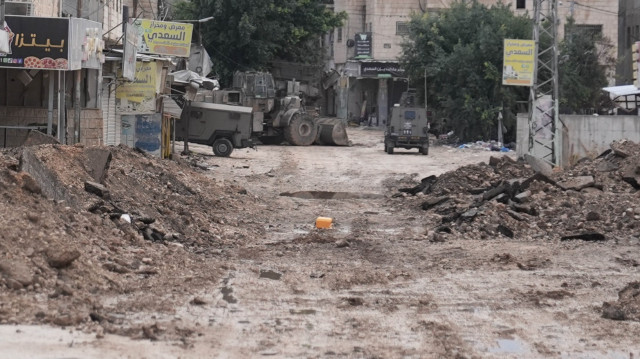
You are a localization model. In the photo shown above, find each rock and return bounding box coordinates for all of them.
[621,163,640,190]
[84,181,110,199]
[596,161,619,172]
[46,248,81,269]
[430,232,446,242]
[561,232,606,242]
[335,239,350,248]
[488,156,501,167]
[557,176,595,191]
[460,208,478,221]
[524,154,554,177]
[483,184,507,201]
[0,260,34,287]
[586,211,601,221]
[514,190,532,203]
[5,279,24,290]
[191,297,207,305]
[506,209,525,221]
[421,196,450,210]
[102,262,130,274]
[21,173,42,194]
[509,201,538,216]
[497,224,515,238]
[53,314,82,327]
[610,142,630,158]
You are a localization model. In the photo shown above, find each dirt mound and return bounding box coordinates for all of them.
[602,282,640,321]
[0,144,263,341]
[393,141,640,242]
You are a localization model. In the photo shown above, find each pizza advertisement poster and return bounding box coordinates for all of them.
[0,16,70,70]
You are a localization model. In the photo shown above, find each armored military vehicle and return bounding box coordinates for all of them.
[384,89,430,155]
[176,102,256,157]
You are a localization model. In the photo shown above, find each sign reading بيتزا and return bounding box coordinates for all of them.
[502,39,536,87]
[0,16,69,70]
[132,19,193,57]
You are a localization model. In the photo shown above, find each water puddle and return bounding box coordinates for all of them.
[259,270,282,280]
[280,191,383,200]
[488,339,527,354]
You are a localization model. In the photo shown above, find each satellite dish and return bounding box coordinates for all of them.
[346,39,355,47]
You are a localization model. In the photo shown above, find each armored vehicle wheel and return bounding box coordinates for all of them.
[258,135,284,145]
[285,114,317,146]
[385,145,394,154]
[420,145,429,155]
[212,138,233,157]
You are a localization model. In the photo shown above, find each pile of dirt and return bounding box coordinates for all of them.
[394,140,640,242]
[602,282,640,321]
[0,144,264,341]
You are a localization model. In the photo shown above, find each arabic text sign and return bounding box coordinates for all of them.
[133,19,193,57]
[116,61,158,113]
[361,62,405,77]
[503,39,536,86]
[355,32,372,58]
[0,16,69,70]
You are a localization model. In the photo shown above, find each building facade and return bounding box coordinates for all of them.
[326,0,620,124]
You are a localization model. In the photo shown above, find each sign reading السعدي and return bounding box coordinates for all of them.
[132,19,193,57]
[502,39,536,87]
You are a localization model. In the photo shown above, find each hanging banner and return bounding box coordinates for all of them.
[122,22,138,81]
[503,39,536,86]
[132,19,193,57]
[116,61,158,113]
[0,16,69,70]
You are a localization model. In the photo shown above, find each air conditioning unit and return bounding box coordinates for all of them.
[6,1,34,16]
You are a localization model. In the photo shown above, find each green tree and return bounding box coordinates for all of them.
[559,18,615,114]
[401,1,531,142]
[173,0,346,85]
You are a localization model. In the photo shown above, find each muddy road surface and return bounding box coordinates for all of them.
[1,127,639,358]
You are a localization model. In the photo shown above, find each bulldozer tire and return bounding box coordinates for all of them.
[212,138,233,157]
[285,114,317,146]
[258,136,284,145]
[386,145,394,155]
[420,145,429,155]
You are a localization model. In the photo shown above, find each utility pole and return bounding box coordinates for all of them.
[73,0,83,143]
[528,0,562,167]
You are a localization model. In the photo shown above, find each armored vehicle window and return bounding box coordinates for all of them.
[404,111,416,120]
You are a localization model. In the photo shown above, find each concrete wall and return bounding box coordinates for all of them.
[517,114,640,167]
[68,109,104,147]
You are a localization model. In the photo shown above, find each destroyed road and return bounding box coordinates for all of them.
[0,127,639,358]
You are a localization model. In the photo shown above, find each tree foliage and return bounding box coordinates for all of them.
[401,1,531,142]
[173,0,346,85]
[559,18,615,114]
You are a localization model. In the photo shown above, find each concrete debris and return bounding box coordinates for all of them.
[84,181,111,199]
[46,248,81,269]
[396,140,640,241]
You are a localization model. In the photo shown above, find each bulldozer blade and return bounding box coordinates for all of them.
[314,118,350,146]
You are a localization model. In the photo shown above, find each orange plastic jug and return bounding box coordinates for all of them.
[315,217,333,229]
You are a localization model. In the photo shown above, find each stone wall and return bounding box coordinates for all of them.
[0,107,103,147]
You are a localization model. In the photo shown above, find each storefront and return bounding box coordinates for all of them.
[332,60,408,126]
[0,16,105,146]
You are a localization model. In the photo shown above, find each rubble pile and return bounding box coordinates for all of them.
[0,144,263,340]
[396,140,640,242]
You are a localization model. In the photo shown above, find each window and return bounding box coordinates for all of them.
[516,0,525,9]
[396,22,409,36]
[6,1,33,16]
[337,27,343,43]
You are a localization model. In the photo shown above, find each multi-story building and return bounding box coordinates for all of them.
[326,0,619,124]
[618,0,640,85]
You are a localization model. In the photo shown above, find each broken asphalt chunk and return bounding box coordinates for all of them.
[557,176,595,191]
[497,224,515,238]
[84,181,110,199]
[421,196,450,210]
[560,232,606,242]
